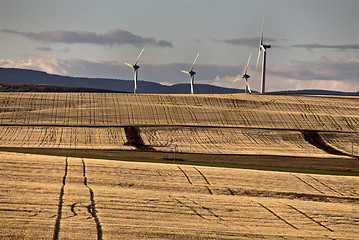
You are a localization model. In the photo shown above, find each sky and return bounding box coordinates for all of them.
[1,0,358,92]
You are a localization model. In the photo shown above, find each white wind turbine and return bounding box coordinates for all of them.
[181,53,200,94]
[234,53,252,94]
[125,48,144,94]
[256,20,271,94]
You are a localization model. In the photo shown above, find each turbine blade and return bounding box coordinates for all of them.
[125,62,133,68]
[134,48,144,65]
[243,52,252,75]
[233,77,241,82]
[256,48,262,69]
[190,53,200,71]
[181,70,190,75]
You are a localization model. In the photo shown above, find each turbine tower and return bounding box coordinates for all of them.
[256,20,271,94]
[181,53,199,94]
[234,53,252,94]
[125,48,144,94]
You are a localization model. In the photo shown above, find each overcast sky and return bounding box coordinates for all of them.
[1,0,358,92]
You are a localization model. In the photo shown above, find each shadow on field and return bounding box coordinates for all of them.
[302,130,354,157]
[124,126,154,151]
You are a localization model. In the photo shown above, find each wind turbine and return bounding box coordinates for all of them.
[256,20,271,94]
[181,53,199,94]
[234,53,252,94]
[125,48,144,94]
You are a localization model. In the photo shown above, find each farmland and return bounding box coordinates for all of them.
[0,92,358,239]
[0,92,358,159]
[1,151,358,239]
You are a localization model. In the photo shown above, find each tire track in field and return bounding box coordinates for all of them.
[307,175,344,197]
[183,196,224,222]
[291,174,324,194]
[52,157,68,240]
[170,195,226,226]
[170,195,204,219]
[193,167,213,194]
[178,166,214,194]
[177,166,192,185]
[257,202,299,230]
[287,204,334,232]
[82,158,103,240]
[193,167,211,185]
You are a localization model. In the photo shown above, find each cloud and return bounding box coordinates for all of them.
[292,43,359,51]
[215,37,278,48]
[1,28,173,48]
[1,55,358,92]
[35,46,52,52]
[0,55,69,75]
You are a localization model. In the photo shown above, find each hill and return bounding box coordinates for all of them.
[0,81,125,93]
[0,92,358,164]
[0,67,244,94]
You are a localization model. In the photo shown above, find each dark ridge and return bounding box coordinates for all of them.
[275,89,359,97]
[0,81,125,93]
[0,67,243,94]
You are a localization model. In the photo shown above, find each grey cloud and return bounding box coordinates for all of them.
[1,28,173,48]
[35,46,52,52]
[268,58,359,81]
[215,37,277,48]
[292,44,359,51]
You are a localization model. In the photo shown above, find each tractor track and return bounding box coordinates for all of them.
[52,157,68,240]
[287,204,334,232]
[82,158,103,240]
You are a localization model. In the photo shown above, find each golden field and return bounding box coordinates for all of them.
[1,152,358,239]
[0,92,358,157]
[0,92,358,239]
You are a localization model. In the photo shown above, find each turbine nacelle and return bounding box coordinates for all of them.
[260,44,271,52]
[242,73,250,80]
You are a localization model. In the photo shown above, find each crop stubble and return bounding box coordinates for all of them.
[0,151,358,239]
[0,93,358,159]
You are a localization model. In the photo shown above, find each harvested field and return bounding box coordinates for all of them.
[0,151,358,239]
[0,92,358,239]
[0,93,358,159]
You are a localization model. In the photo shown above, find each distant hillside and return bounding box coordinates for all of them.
[0,67,243,94]
[276,89,359,97]
[0,81,124,93]
[1,67,358,96]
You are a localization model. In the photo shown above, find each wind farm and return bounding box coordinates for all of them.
[1,0,358,238]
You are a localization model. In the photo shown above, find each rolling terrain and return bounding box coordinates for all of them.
[0,92,358,239]
[0,92,358,161]
[1,152,358,239]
